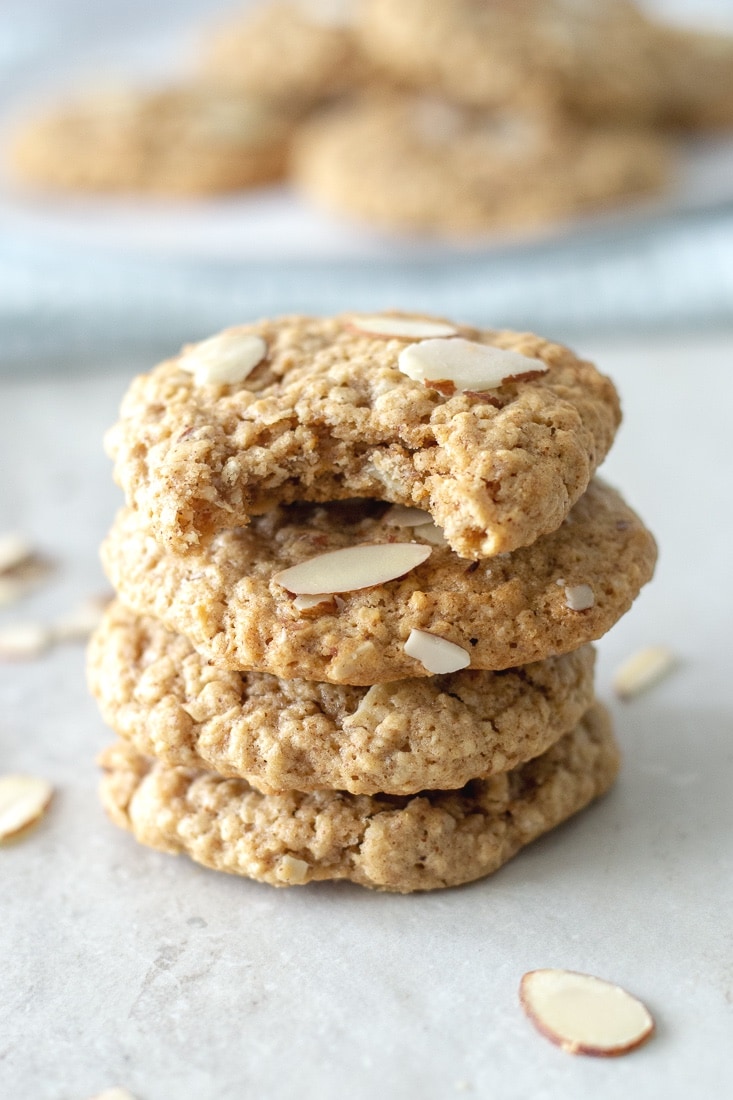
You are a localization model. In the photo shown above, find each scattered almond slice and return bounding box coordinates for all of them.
[404,629,471,674]
[292,592,335,611]
[0,533,34,574]
[348,315,458,340]
[51,593,113,642]
[0,575,35,608]
[273,543,431,595]
[179,331,267,386]
[0,774,53,841]
[382,504,432,527]
[0,622,52,659]
[278,855,310,884]
[88,1090,138,1100]
[520,969,655,1057]
[613,645,677,700]
[564,584,595,611]
[398,338,547,392]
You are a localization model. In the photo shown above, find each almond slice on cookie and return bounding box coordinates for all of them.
[273,543,432,594]
[399,338,547,392]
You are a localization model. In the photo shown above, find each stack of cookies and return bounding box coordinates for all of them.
[89,313,657,893]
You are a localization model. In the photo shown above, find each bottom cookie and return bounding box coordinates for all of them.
[99,702,619,893]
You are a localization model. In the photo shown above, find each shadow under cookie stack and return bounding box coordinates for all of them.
[89,313,657,893]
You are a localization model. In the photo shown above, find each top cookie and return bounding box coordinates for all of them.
[105,314,621,560]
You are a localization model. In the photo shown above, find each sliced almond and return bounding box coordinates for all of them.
[520,969,654,1057]
[0,576,34,608]
[404,629,470,674]
[292,592,335,611]
[613,645,677,700]
[273,543,431,595]
[0,622,52,659]
[382,504,432,527]
[414,520,448,547]
[564,584,595,611]
[0,774,53,841]
[278,855,310,884]
[88,1090,138,1100]
[398,338,547,393]
[51,593,113,643]
[0,533,34,574]
[348,316,458,340]
[179,331,267,386]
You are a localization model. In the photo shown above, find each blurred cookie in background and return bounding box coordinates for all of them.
[291,92,673,236]
[197,0,374,108]
[9,83,295,195]
[356,0,664,124]
[651,25,733,130]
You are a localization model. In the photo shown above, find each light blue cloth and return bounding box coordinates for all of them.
[2,205,733,371]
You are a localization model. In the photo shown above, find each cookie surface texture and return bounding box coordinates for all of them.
[99,703,620,893]
[88,602,597,795]
[10,85,293,195]
[105,314,621,560]
[292,93,671,235]
[101,481,657,684]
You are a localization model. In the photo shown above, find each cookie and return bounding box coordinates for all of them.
[105,314,621,560]
[101,481,656,684]
[650,26,733,130]
[88,602,597,795]
[198,1,371,107]
[99,702,619,893]
[356,0,664,124]
[9,84,293,195]
[292,91,671,234]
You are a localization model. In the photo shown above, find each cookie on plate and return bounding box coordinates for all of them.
[356,0,664,124]
[88,602,597,795]
[10,84,293,195]
[650,25,733,130]
[99,702,619,893]
[105,314,621,560]
[101,481,656,684]
[198,0,372,107]
[292,92,672,235]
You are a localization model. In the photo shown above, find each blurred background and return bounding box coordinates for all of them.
[1,0,732,370]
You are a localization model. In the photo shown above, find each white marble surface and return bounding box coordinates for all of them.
[1,332,732,1099]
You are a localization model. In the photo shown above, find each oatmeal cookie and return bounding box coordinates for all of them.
[105,314,621,560]
[292,92,671,235]
[101,481,656,684]
[88,602,596,795]
[10,84,293,195]
[99,702,619,893]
